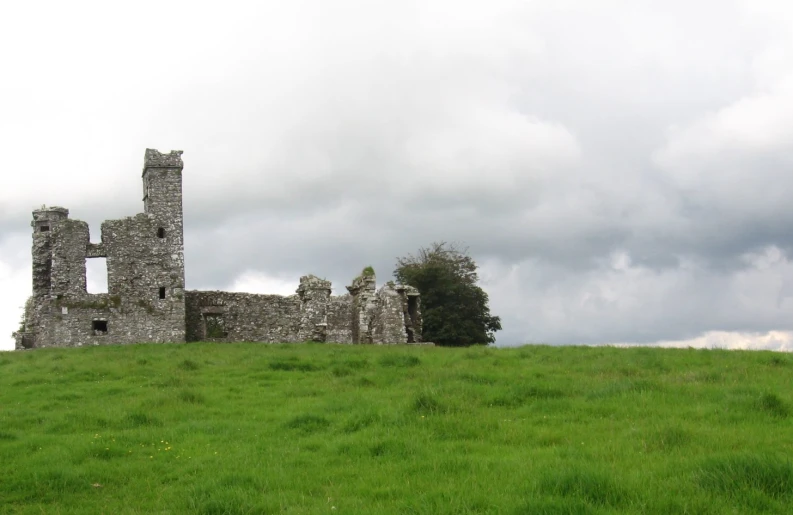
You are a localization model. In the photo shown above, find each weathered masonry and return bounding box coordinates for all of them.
[14,149,422,350]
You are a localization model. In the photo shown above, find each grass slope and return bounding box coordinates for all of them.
[1,343,792,514]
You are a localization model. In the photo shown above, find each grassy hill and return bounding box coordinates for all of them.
[1,343,792,514]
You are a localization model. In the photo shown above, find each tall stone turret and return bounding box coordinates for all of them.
[30,206,69,298]
[143,149,184,219]
[104,149,186,306]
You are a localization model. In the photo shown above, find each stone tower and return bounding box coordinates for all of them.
[102,149,186,302]
[101,149,187,341]
[30,206,71,298]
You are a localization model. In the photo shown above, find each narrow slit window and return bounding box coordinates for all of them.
[159,287,166,299]
[40,226,50,232]
[157,227,165,238]
[92,320,108,335]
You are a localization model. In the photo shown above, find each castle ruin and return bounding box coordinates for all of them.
[14,149,422,350]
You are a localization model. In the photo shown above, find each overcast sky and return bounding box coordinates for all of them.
[3,0,793,351]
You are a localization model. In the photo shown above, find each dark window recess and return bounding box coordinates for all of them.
[407,296,419,322]
[159,287,166,299]
[405,296,419,343]
[40,226,50,232]
[92,320,108,335]
[21,334,35,349]
[44,258,52,291]
[157,227,165,238]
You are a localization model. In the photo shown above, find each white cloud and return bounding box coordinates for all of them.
[655,77,793,169]
[229,272,300,297]
[615,331,793,352]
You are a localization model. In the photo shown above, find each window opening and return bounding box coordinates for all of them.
[157,227,165,238]
[92,320,108,335]
[40,226,50,232]
[159,287,166,299]
[407,296,419,322]
[204,314,227,339]
[405,296,419,343]
[86,257,108,293]
[21,334,35,349]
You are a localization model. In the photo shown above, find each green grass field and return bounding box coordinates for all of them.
[1,343,792,514]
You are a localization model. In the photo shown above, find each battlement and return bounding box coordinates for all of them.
[31,206,69,227]
[143,149,184,171]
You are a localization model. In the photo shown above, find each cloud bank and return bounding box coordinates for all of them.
[2,0,793,351]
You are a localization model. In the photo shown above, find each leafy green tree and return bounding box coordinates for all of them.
[394,242,502,346]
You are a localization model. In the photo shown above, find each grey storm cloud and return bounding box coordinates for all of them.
[3,0,793,350]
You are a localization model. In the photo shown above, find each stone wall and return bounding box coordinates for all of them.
[50,219,89,296]
[15,149,425,350]
[20,293,184,348]
[182,273,421,345]
[185,290,301,342]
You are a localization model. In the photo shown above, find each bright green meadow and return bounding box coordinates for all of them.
[1,343,793,514]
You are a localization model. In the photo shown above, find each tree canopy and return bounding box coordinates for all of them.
[394,242,502,346]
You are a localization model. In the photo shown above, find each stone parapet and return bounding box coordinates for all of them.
[143,149,183,170]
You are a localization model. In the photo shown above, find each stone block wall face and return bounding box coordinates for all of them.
[101,213,186,343]
[182,278,418,345]
[31,207,69,299]
[185,291,304,342]
[347,274,377,344]
[402,288,422,344]
[326,296,354,344]
[51,220,89,296]
[19,294,184,348]
[296,276,332,341]
[16,148,424,350]
[371,284,409,344]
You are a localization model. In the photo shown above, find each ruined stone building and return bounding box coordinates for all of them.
[14,149,422,350]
